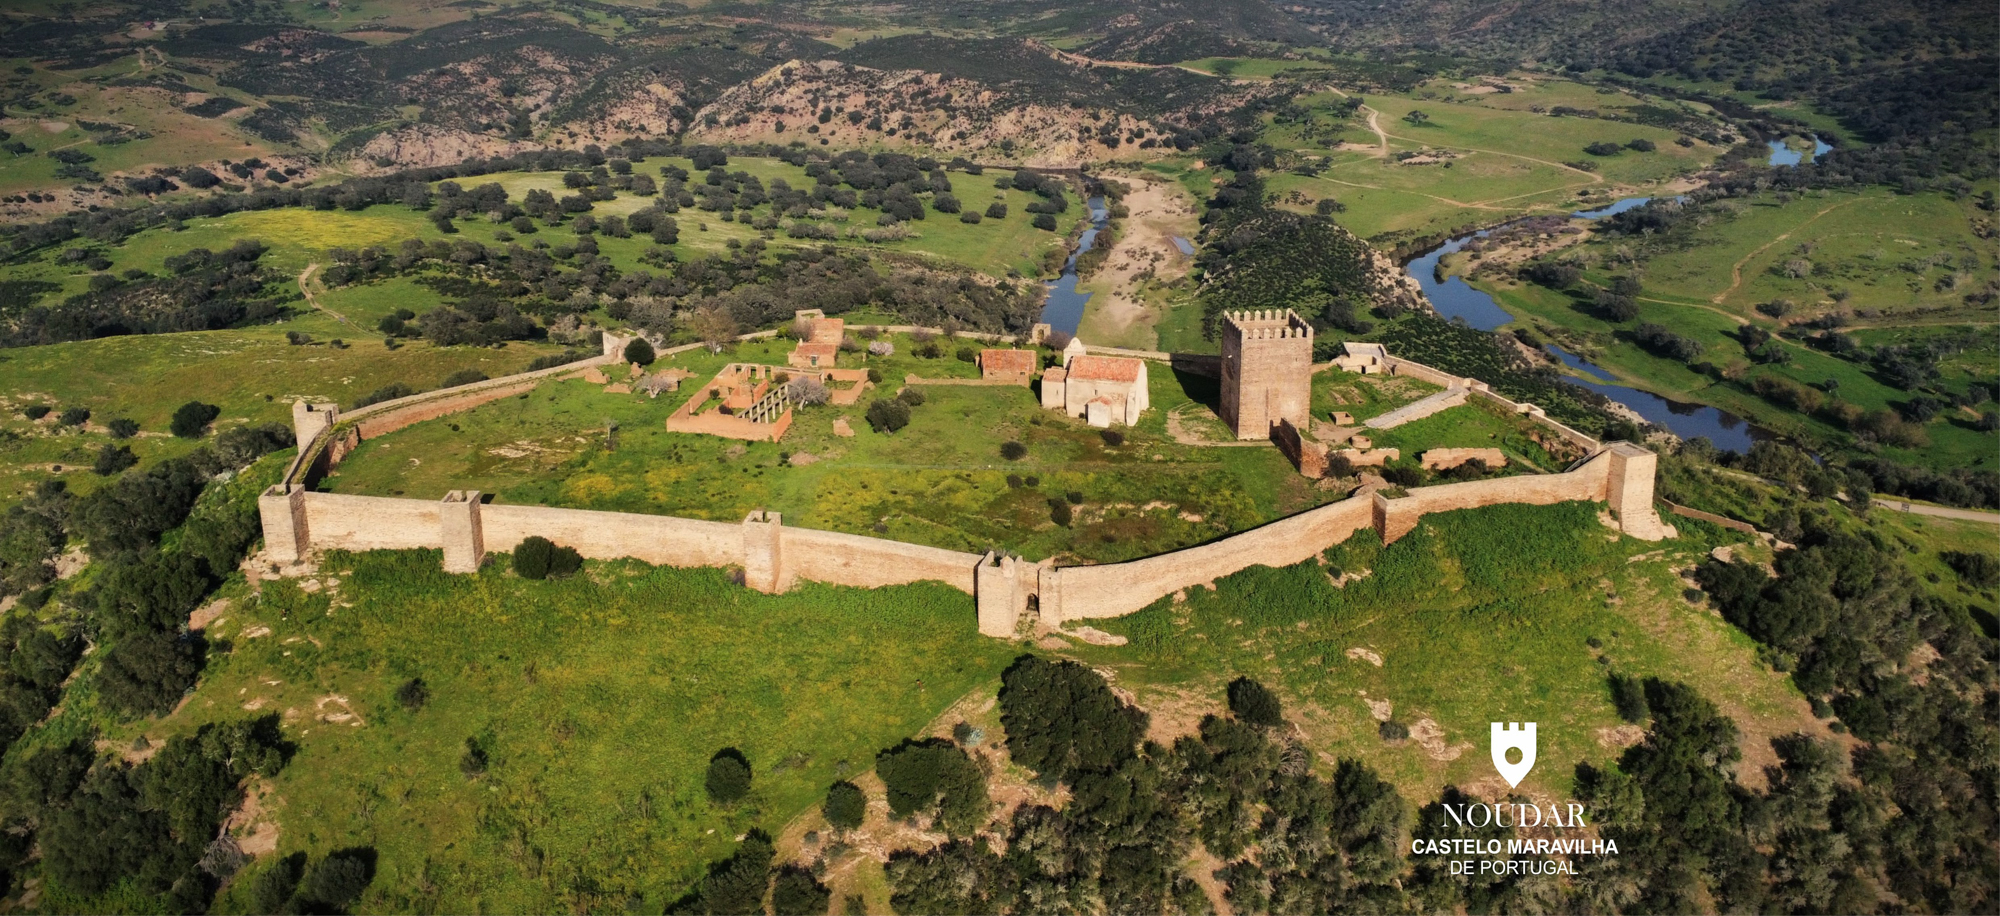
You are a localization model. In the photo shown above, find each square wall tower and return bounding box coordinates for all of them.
[1219,309,1314,440]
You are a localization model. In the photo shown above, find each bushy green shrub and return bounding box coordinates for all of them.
[57,407,89,427]
[706,751,752,804]
[106,417,139,438]
[624,338,656,366]
[170,401,220,438]
[866,398,911,433]
[512,536,582,580]
[1227,677,1283,727]
[93,444,137,476]
[823,780,866,831]
[1000,441,1027,460]
[441,368,487,388]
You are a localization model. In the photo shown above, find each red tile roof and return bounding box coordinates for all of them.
[979,349,1037,374]
[1065,355,1143,383]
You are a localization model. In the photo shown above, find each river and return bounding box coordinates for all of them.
[1767,135,1832,167]
[1403,201,1770,452]
[1035,195,1110,336]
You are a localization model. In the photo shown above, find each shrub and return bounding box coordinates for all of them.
[395,677,429,711]
[1000,441,1028,461]
[955,346,976,362]
[874,740,988,835]
[624,338,656,366]
[1066,491,1083,504]
[1584,141,1624,156]
[351,383,414,410]
[169,401,220,438]
[459,738,488,777]
[1626,138,1657,152]
[706,751,752,804]
[57,407,89,427]
[958,210,981,224]
[985,203,1008,219]
[1031,213,1057,231]
[897,387,927,407]
[298,851,374,912]
[1099,429,1124,447]
[771,867,830,916]
[823,780,866,831]
[526,350,593,371]
[1048,498,1072,527]
[1609,672,1650,722]
[441,369,487,388]
[22,405,50,420]
[512,536,580,579]
[1006,474,1023,489]
[93,444,137,476]
[1381,465,1424,487]
[106,417,138,439]
[1227,677,1284,727]
[249,856,303,915]
[1379,720,1409,741]
[866,398,911,433]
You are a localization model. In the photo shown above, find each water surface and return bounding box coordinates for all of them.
[1036,196,1110,335]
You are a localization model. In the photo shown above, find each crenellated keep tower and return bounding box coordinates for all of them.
[1219,308,1314,440]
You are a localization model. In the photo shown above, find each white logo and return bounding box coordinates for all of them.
[1490,722,1537,788]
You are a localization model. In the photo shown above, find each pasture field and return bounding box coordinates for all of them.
[1255,76,1721,241]
[54,548,1014,914]
[0,157,1084,311]
[0,326,567,509]
[1074,500,1823,795]
[1461,187,1999,470]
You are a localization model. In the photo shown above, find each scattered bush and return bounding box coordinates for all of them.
[1000,441,1028,461]
[57,407,89,427]
[396,677,429,711]
[22,405,50,421]
[866,398,911,434]
[896,387,927,407]
[1609,672,1651,722]
[706,750,752,804]
[1048,498,1072,527]
[823,780,866,831]
[351,383,415,410]
[106,417,139,438]
[459,737,488,777]
[1379,720,1409,741]
[512,535,581,579]
[624,338,656,366]
[1227,677,1284,727]
[1098,429,1124,447]
[441,369,487,388]
[1031,213,1057,231]
[93,444,137,476]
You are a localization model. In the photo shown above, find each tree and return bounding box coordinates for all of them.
[298,850,374,912]
[823,780,866,831]
[97,631,203,717]
[866,398,911,434]
[997,655,1147,782]
[57,407,89,427]
[1000,441,1027,460]
[170,401,220,438]
[624,337,656,366]
[1627,138,1657,152]
[686,306,737,354]
[1403,110,1429,125]
[706,751,752,804]
[771,867,831,916]
[106,417,139,438]
[1031,213,1057,231]
[875,740,989,835]
[689,833,772,915]
[1227,677,1283,727]
[249,854,304,914]
[1585,141,1625,156]
[985,202,1007,219]
[1609,672,1650,722]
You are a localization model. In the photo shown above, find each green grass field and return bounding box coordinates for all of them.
[1073,500,1821,796]
[72,549,1015,914]
[1462,187,1999,469]
[1253,75,1723,241]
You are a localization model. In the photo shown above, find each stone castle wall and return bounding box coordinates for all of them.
[259,324,1684,640]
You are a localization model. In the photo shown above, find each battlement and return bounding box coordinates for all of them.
[1222,309,1314,341]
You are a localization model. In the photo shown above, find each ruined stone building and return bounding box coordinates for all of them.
[1219,309,1313,440]
[976,348,1037,386]
[788,313,845,370]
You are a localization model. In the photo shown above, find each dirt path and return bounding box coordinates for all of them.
[297,263,358,330]
[1710,198,1862,304]
[1877,500,2000,525]
[1639,295,1750,327]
